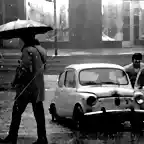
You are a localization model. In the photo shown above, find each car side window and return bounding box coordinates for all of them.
[64,70,76,88]
[58,72,65,87]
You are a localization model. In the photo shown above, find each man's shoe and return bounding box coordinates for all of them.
[32,137,48,144]
[0,135,17,144]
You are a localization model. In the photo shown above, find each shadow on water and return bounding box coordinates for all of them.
[49,118,144,144]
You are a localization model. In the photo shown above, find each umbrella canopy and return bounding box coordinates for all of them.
[0,19,53,39]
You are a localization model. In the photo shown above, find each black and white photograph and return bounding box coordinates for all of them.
[0,0,144,144]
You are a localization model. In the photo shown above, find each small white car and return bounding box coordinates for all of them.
[49,63,144,129]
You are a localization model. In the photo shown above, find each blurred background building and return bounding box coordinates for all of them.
[0,0,144,49]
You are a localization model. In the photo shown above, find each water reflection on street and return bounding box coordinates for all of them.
[48,127,144,144]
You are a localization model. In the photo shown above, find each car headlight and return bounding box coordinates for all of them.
[134,92,144,105]
[137,99,144,104]
[87,96,97,106]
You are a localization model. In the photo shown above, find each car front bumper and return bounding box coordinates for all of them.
[84,109,144,122]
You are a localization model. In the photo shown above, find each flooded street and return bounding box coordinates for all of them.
[0,89,144,144]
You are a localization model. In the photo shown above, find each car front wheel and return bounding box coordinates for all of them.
[72,105,84,130]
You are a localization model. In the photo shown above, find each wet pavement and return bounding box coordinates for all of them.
[0,89,144,144]
[0,51,144,143]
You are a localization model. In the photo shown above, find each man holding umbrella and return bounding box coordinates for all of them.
[0,20,53,144]
[0,35,48,144]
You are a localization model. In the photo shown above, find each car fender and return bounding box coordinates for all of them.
[74,92,97,113]
[78,92,97,99]
[73,102,85,114]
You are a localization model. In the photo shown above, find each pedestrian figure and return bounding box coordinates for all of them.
[124,53,144,88]
[0,35,48,144]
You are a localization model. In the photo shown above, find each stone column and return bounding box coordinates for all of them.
[115,0,123,41]
[2,0,5,23]
[17,0,26,20]
[130,1,134,47]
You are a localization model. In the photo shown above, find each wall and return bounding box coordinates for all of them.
[17,0,26,20]
[4,0,19,22]
[0,0,25,24]
[0,0,20,49]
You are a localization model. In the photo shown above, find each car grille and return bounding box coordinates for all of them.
[92,97,133,112]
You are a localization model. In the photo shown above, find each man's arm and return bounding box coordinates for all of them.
[11,61,21,87]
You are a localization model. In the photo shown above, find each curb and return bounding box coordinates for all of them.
[117,51,144,55]
[0,51,144,56]
[0,133,37,138]
[50,50,144,56]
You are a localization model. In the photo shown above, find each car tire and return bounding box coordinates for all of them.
[49,104,59,122]
[72,105,84,130]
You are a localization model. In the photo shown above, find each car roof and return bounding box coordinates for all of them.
[66,63,124,71]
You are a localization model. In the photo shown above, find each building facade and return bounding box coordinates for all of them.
[0,0,144,49]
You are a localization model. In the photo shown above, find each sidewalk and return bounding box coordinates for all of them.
[0,47,144,56]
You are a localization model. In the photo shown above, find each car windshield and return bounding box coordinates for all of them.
[79,68,129,86]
